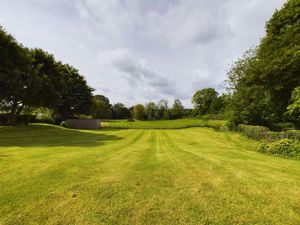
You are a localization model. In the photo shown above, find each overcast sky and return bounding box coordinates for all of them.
[0,0,285,107]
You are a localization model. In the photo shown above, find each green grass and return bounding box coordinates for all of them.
[102,118,226,129]
[1,124,300,224]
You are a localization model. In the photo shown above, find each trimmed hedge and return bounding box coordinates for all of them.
[237,124,270,140]
[238,124,300,141]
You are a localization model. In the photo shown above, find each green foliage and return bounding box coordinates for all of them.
[171,99,184,119]
[53,64,94,123]
[192,88,218,115]
[112,103,130,119]
[60,121,67,128]
[91,95,112,119]
[227,0,300,127]
[0,114,36,125]
[133,104,145,120]
[237,124,270,140]
[286,86,300,128]
[259,139,300,158]
[145,102,158,120]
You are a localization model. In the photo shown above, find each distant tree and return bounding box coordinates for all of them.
[145,102,158,120]
[133,104,145,120]
[91,95,112,119]
[53,64,94,122]
[286,86,300,128]
[171,99,184,119]
[157,99,168,119]
[112,103,130,119]
[192,88,218,115]
[208,94,227,114]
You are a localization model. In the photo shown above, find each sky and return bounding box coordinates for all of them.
[0,0,286,107]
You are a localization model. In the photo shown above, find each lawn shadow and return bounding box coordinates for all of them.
[0,124,122,147]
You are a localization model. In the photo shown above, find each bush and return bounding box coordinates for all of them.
[60,121,67,128]
[237,124,270,140]
[259,139,300,158]
[269,122,295,131]
[127,118,135,122]
[0,114,36,125]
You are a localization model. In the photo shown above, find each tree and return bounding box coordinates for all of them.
[286,86,300,128]
[145,102,158,120]
[171,99,184,119]
[157,99,168,119]
[226,0,300,127]
[133,104,145,120]
[192,88,218,115]
[91,95,112,119]
[31,48,65,108]
[112,103,130,119]
[53,64,94,122]
[0,27,39,120]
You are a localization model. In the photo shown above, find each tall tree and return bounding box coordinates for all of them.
[91,95,112,119]
[227,0,300,127]
[145,102,158,120]
[171,99,184,119]
[112,103,130,119]
[157,99,168,119]
[0,27,39,119]
[192,88,218,115]
[53,64,94,122]
[133,104,145,120]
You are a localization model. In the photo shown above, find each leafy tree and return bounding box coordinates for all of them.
[53,64,94,122]
[145,102,158,120]
[171,99,184,119]
[31,48,65,108]
[192,88,218,115]
[91,95,112,119]
[0,27,39,120]
[112,103,130,119]
[157,99,168,119]
[227,0,300,127]
[133,104,145,120]
[286,86,300,128]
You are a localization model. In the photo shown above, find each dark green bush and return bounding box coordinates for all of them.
[0,114,36,125]
[259,139,300,158]
[60,121,67,128]
[269,122,295,132]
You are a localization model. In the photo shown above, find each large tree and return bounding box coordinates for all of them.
[227,0,300,127]
[192,88,218,115]
[91,95,112,119]
[53,64,94,122]
[171,99,184,119]
[112,103,130,119]
[133,104,145,120]
[0,27,39,119]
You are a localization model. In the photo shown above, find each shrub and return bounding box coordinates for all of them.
[0,114,36,125]
[237,124,270,140]
[60,121,67,128]
[259,139,300,158]
[270,122,295,131]
[127,118,135,122]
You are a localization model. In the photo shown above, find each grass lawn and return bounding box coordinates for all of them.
[1,124,300,224]
[101,118,226,129]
